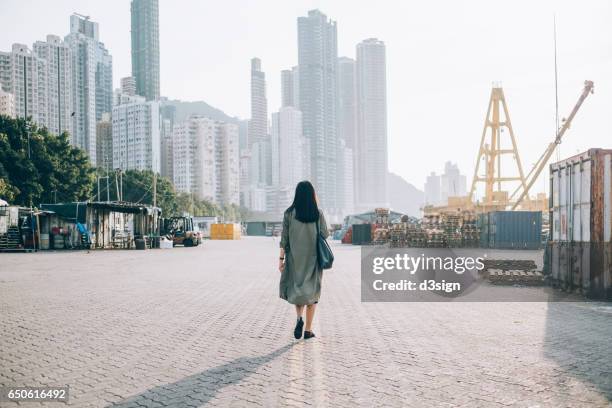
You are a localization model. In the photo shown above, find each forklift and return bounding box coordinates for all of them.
[162,216,202,247]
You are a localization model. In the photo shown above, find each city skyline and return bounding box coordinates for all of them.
[0,0,610,194]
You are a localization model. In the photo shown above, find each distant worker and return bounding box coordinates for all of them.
[279,181,329,340]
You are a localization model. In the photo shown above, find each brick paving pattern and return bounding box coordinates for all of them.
[0,237,610,407]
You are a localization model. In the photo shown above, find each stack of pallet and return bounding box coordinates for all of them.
[483,259,543,285]
[488,269,544,285]
[406,224,426,247]
[372,226,389,245]
[427,230,446,247]
[461,212,480,248]
[389,224,407,248]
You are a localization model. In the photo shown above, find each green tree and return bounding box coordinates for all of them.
[0,116,95,206]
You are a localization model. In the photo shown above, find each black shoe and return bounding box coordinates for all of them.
[294,317,304,339]
[304,330,316,340]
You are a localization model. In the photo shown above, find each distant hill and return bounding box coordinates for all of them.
[387,172,424,217]
[164,100,241,124]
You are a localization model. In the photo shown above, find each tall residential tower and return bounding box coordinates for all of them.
[131,0,160,100]
[65,14,113,164]
[355,38,388,211]
[248,58,270,186]
[297,10,340,216]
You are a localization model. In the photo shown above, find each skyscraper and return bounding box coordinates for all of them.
[0,37,73,136]
[297,9,339,215]
[160,118,173,180]
[248,58,270,186]
[424,172,441,206]
[440,161,467,204]
[338,57,356,149]
[356,38,388,210]
[120,76,137,96]
[66,14,113,164]
[270,106,307,189]
[0,44,48,127]
[131,0,160,100]
[280,66,299,108]
[33,35,73,136]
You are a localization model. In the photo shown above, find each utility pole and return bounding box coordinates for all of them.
[119,170,123,202]
[153,172,157,208]
[97,176,100,201]
[115,169,120,202]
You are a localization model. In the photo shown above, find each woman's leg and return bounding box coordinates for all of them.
[295,304,304,318]
[305,304,316,331]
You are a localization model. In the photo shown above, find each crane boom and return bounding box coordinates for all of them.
[511,80,594,210]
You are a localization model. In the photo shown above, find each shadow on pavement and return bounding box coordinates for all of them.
[107,343,296,407]
[544,302,612,402]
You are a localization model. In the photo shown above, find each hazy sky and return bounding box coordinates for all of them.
[1,0,610,196]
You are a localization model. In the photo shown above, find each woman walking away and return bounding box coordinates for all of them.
[279,181,329,340]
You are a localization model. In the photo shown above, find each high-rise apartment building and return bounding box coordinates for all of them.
[424,172,441,206]
[160,118,173,180]
[0,87,15,117]
[66,14,113,164]
[340,140,355,215]
[215,122,240,206]
[338,57,356,149]
[0,44,48,127]
[120,76,137,96]
[248,58,270,187]
[173,116,239,206]
[111,95,160,173]
[32,35,73,136]
[0,37,73,136]
[96,112,112,171]
[355,38,388,211]
[297,10,340,216]
[270,107,308,190]
[440,161,467,204]
[131,0,160,101]
[280,66,299,108]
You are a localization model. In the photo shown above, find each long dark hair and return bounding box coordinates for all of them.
[287,181,319,223]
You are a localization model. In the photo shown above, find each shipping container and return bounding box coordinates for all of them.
[210,223,241,240]
[352,223,372,245]
[479,211,542,249]
[548,148,612,299]
[246,222,267,236]
[478,213,489,248]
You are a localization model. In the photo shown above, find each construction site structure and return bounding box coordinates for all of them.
[425,80,594,217]
[468,85,528,210]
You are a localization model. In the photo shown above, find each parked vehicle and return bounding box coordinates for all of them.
[162,216,202,247]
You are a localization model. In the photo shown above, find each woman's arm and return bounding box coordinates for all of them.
[319,211,330,238]
[279,211,290,272]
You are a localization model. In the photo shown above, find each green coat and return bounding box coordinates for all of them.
[279,209,329,305]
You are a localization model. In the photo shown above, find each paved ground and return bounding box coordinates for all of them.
[0,237,610,407]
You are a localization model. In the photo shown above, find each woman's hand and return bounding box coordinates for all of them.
[279,259,285,273]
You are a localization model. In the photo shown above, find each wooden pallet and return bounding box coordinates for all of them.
[488,269,544,285]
